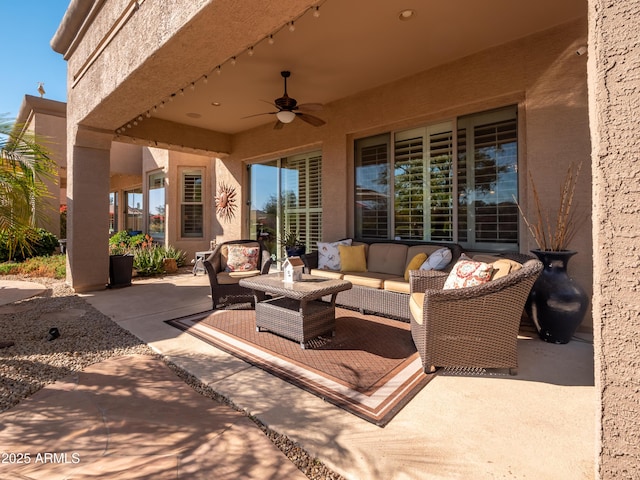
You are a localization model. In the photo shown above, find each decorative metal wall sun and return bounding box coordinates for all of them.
[215,182,237,223]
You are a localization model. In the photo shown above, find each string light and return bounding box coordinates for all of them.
[116,2,325,135]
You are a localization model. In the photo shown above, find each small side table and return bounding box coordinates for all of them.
[193,250,214,275]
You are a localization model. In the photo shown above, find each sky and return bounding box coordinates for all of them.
[0,1,70,120]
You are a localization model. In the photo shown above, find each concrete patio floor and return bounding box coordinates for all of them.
[77,272,595,480]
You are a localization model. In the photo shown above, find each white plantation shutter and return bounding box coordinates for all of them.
[393,122,454,241]
[282,152,322,251]
[355,105,518,251]
[181,170,203,237]
[458,107,518,249]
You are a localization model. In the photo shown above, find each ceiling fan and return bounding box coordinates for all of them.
[248,71,326,129]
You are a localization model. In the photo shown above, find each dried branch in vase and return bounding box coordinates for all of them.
[516,161,585,251]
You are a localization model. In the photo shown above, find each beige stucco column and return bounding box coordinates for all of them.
[589,0,640,477]
[66,126,112,292]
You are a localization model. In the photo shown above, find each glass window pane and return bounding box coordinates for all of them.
[148,172,165,244]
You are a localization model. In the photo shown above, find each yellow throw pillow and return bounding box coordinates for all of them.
[338,245,367,272]
[404,253,428,281]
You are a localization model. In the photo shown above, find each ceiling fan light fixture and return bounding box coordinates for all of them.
[398,9,416,21]
[276,110,296,123]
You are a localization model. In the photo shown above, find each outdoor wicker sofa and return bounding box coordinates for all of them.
[301,240,464,320]
[203,239,272,309]
[408,257,543,375]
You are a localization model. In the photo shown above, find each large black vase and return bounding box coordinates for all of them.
[526,250,588,344]
[285,246,305,257]
[108,254,134,288]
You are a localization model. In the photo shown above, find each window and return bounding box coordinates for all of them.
[148,172,166,244]
[124,188,143,233]
[249,151,322,260]
[181,170,203,238]
[355,106,518,251]
[109,192,118,234]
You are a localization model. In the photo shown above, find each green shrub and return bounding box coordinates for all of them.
[163,245,187,267]
[0,228,59,262]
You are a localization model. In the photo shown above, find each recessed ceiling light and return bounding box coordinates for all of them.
[211,102,221,107]
[398,9,416,21]
[186,112,202,118]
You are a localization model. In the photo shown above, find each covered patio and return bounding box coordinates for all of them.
[51,0,640,477]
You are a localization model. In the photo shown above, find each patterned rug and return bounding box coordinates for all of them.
[166,307,435,426]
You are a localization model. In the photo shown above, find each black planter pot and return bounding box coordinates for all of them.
[526,250,589,344]
[108,254,134,288]
[285,246,306,257]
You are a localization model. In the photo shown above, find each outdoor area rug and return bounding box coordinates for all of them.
[165,307,435,426]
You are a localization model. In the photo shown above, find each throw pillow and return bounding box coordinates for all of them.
[339,245,368,272]
[443,258,494,290]
[419,247,453,271]
[317,239,352,270]
[404,253,428,281]
[225,245,260,272]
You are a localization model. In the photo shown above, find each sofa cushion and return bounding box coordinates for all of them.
[409,292,425,325]
[443,258,494,290]
[367,243,408,276]
[419,247,453,271]
[384,277,410,294]
[339,244,367,272]
[404,253,428,281]
[342,271,398,289]
[310,269,344,280]
[317,239,352,270]
[224,244,260,272]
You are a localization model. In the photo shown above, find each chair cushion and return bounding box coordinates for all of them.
[409,292,425,325]
[217,270,261,284]
[419,247,453,271]
[225,245,260,272]
[317,239,352,270]
[404,253,428,281]
[443,258,494,290]
[339,244,367,272]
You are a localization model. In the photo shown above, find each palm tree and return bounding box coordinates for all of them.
[0,115,56,260]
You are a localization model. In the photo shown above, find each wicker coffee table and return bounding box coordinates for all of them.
[239,273,352,349]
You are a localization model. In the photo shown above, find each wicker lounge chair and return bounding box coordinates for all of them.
[204,239,272,309]
[408,258,543,375]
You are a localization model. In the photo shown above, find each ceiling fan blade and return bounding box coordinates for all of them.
[242,111,277,119]
[296,112,326,127]
[274,120,284,130]
[296,103,323,112]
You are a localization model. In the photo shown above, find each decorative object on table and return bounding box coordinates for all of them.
[517,161,589,343]
[282,256,304,283]
[215,182,237,223]
[282,229,305,257]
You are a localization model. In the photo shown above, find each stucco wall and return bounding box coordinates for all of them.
[227,17,593,328]
[589,0,640,477]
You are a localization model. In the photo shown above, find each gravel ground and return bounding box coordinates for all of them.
[0,275,344,480]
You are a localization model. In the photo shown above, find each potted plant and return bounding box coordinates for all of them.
[108,233,134,288]
[282,230,305,257]
[517,161,589,344]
